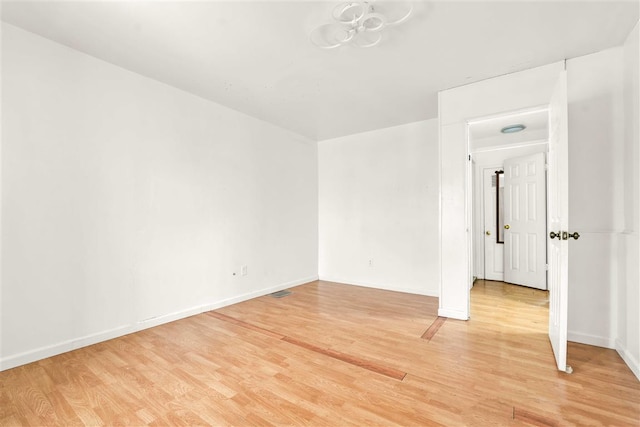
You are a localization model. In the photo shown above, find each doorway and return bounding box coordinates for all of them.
[469,108,550,291]
[438,65,570,373]
[479,152,548,289]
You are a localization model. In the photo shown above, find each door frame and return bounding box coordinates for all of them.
[438,60,564,322]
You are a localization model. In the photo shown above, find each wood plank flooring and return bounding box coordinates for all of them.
[1,279,638,426]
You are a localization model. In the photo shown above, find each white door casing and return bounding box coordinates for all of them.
[547,70,570,373]
[483,168,504,281]
[503,152,547,289]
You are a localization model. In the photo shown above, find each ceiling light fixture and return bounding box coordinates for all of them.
[310,1,413,49]
[501,124,527,134]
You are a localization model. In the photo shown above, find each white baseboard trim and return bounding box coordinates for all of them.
[615,339,640,381]
[0,275,319,372]
[318,276,439,297]
[0,324,135,372]
[567,331,615,349]
[202,275,319,312]
[438,308,469,320]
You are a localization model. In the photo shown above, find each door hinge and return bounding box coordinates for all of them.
[468,154,471,161]
[545,264,549,270]
[545,164,549,171]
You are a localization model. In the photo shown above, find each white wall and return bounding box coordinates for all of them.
[318,120,440,296]
[617,20,640,380]
[0,24,318,370]
[566,47,624,349]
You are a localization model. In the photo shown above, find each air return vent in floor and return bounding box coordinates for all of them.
[269,290,292,298]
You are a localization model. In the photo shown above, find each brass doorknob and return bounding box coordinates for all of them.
[569,232,580,240]
[550,231,561,239]
[504,224,510,229]
[486,231,491,236]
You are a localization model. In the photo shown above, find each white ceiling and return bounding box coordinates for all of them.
[469,107,549,150]
[1,1,638,141]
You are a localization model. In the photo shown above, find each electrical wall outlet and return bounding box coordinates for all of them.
[240,265,248,276]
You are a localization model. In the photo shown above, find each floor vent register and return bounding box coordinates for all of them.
[269,290,292,298]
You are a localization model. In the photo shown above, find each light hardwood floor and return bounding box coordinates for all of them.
[1,280,638,426]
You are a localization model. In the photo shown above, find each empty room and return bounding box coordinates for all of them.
[1,0,639,425]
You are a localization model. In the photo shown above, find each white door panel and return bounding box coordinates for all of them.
[503,152,547,289]
[548,70,570,373]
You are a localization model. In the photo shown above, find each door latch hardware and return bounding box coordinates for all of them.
[562,231,568,240]
[568,232,580,240]
[549,231,561,240]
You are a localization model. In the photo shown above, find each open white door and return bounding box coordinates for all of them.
[503,152,547,290]
[547,70,570,373]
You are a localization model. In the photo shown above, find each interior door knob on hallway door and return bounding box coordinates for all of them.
[553,231,580,240]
